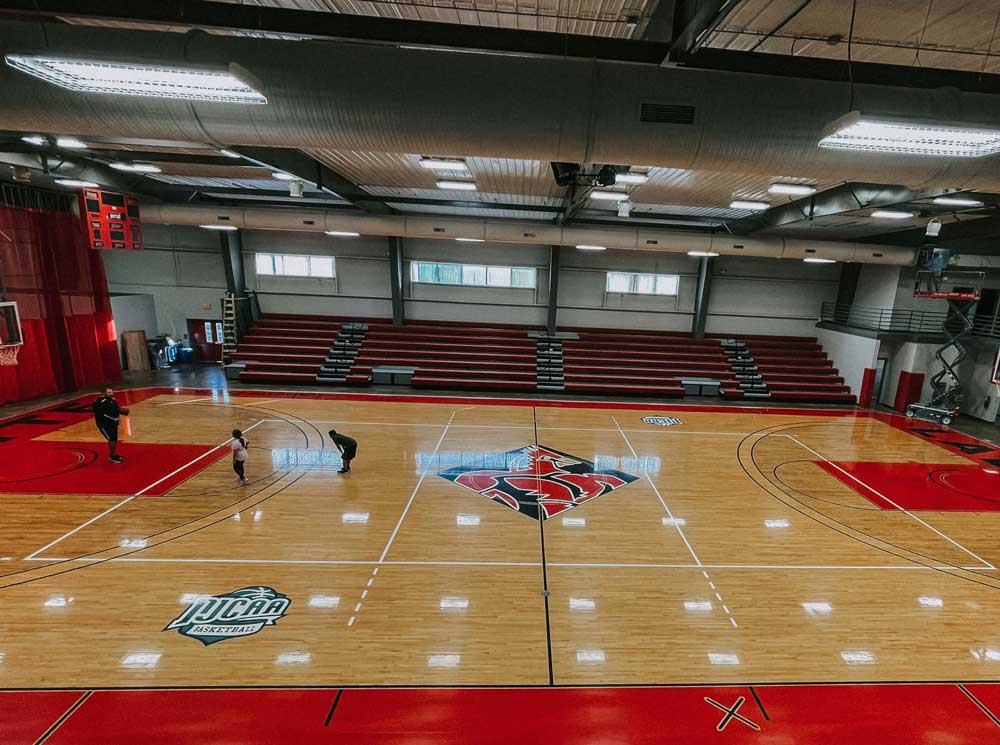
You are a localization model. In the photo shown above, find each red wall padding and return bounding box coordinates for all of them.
[0,206,121,406]
[893,370,925,413]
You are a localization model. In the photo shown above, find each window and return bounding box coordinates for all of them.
[605,271,679,296]
[411,261,537,289]
[204,321,213,344]
[255,253,337,279]
[215,322,224,344]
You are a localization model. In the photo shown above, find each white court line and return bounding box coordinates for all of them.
[155,396,216,407]
[612,417,703,567]
[23,421,265,561]
[788,434,997,571]
[261,419,753,436]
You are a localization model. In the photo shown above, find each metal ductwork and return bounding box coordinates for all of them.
[140,203,917,265]
[2,21,1000,191]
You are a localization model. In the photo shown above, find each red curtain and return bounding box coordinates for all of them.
[0,205,121,406]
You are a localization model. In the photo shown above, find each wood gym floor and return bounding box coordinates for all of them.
[3,386,1000,742]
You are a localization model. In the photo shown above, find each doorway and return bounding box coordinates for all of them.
[873,357,889,408]
[188,318,224,363]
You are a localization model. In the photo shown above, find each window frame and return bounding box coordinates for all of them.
[410,261,537,290]
[254,252,337,279]
[605,271,680,297]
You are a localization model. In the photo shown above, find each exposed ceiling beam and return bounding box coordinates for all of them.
[1,0,671,64]
[860,211,1000,247]
[640,0,679,42]
[668,0,745,61]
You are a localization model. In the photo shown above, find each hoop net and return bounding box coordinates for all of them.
[0,344,20,366]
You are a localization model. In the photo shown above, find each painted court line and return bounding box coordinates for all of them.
[155,396,216,407]
[788,434,997,571]
[23,421,264,561]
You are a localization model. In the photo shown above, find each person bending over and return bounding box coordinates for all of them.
[92,387,125,463]
[329,429,358,474]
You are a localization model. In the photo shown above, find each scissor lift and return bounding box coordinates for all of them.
[904,269,985,426]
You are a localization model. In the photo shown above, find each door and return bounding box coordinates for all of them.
[188,318,224,363]
[873,357,888,408]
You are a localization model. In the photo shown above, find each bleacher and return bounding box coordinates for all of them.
[231,314,856,405]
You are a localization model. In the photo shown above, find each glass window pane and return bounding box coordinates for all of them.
[255,254,274,275]
[487,266,511,287]
[204,321,213,344]
[511,268,535,288]
[634,274,656,294]
[415,262,434,283]
[282,255,309,276]
[216,322,224,342]
[463,265,487,286]
[606,272,630,293]
[310,256,335,278]
[655,274,679,295]
[437,263,462,284]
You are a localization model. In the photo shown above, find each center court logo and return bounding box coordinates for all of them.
[164,586,290,646]
[642,415,683,427]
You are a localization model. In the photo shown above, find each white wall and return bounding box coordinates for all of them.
[854,265,901,308]
[109,293,158,359]
[814,326,879,396]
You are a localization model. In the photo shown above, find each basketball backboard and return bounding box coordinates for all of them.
[0,300,22,345]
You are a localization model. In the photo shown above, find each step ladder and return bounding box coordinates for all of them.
[536,337,565,393]
[317,322,368,384]
[221,293,238,364]
[723,339,770,399]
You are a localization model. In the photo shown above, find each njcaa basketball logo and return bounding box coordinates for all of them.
[642,415,683,427]
[165,586,290,646]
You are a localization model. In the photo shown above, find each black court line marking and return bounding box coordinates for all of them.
[958,683,1000,727]
[323,689,344,727]
[533,406,555,687]
[748,685,769,720]
[33,690,92,744]
[704,695,761,732]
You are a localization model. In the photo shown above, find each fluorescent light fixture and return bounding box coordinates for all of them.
[456,514,480,526]
[871,209,914,219]
[615,173,649,185]
[802,602,833,616]
[110,162,161,173]
[436,180,476,191]
[590,190,629,201]
[803,257,837,264]
[456,237,485,242]
[918,596,943,608]
[54,179,98,188]
[199,224,238,231]
[841,650,875,665]
[56,137,87,149]
[662,517,686,526]
[21,135,46,146]
[308,595,340,608]
[275,652,312,665]
[6,55,268,104]
[326,230,360,237]
[219,149,241,158]
[575,245,607,251]
[562,517,586,527]
[819,112,1000,157]
[119,538,148,548]
[272,172,295,181]
[684,600,713,611]
[121,651,161,669]
[341,512,370,524]
[933,196,984,207]
[419,158,468,171]
[576,649,606,663]
[769,183,817,196]
[440,597,469,611]
[428,654,461,668]
[708,652,740,665]
[688,251,720,257]
[730,200,769,211]
[569,597,596,611]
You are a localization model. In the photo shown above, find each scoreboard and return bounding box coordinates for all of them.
[79,189,142,250]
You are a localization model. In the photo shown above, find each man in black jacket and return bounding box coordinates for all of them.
[328,429,357,474]
[92,387,124,463]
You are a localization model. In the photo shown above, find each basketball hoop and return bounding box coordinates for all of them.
[0,344,19,366]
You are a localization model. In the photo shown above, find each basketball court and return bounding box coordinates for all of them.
[4,386,1000,741]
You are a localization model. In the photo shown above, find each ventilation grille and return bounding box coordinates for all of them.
[640,102,696,125]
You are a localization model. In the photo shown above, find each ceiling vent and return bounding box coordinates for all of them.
[639,102,696,125]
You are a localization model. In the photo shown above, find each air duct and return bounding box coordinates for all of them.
[140,203,916,265]
[2,21,1000,191]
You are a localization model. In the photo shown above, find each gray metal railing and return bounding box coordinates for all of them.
[821,302,1000,341]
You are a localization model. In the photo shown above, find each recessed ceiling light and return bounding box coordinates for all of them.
[110,162,161,173]
[6,55,267,104]
[455,237,485,242]
[590,190,629,201]
[575,245,607,251]
[769,183,817,196]
[819,112,1000,157]
[272,172,295,181]
[21,135,46,146]
[219,149,241,158]
[55,137,87,149]
[730,200,769,211]
[54,178,98,188]
[933,196,984,207]
[803,257,837,264]
[615,173,649,185]
[325,230,360,237]
[199,224,238,231]
[688,251,720,257]
[871,209,914,219]
[436,180,476,191]
[419,158,468,171]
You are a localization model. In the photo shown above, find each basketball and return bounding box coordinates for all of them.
[120,407,130,416]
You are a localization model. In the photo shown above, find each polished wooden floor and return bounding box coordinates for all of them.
[2,389,1000,689]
